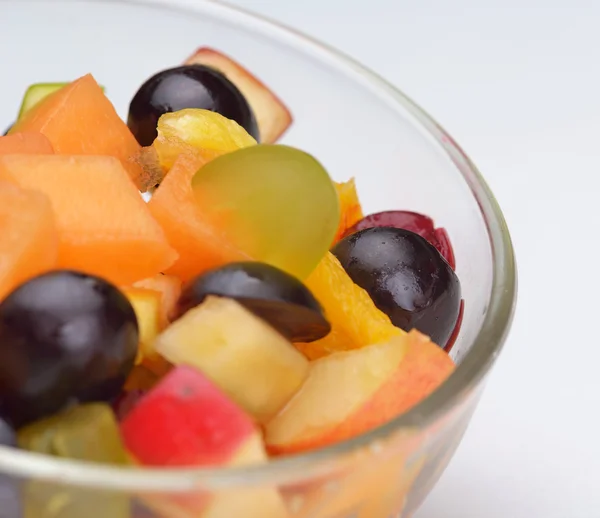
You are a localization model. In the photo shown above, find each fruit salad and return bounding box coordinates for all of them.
[0,47,463,516]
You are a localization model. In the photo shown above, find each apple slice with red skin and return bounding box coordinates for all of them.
[266,330,455,455]
[184,47,293,144]
[121,366,288,517]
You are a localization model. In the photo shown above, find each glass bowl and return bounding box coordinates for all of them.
[0,0,517,516]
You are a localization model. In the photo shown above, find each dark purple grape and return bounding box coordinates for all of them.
[332,227,461,348]
[0,270,138,427]
[343,210,456,270]
[176,262,330,342]
[128,64,259,146]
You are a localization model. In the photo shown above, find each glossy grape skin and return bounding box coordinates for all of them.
[176,262,330,342]
[332,227,461,348]
[344,210,456,270]
[0,271,138,427]
[128,65,259,146]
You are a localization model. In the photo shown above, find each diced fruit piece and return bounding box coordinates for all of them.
[19,404,130,518]
[185,47,293,144]
[128,66,259,147]
[121,365,259,467]
[130,144,166,192]
[155,296,309,423]
[0,271,138,427]
[122,287,161,363]
[124,364,164,392]
[295,252,402,360]
[121,286,172,384]
[157,108,257,166]
[176,262,330,342]
[9,74,144,188]
[266,330,455,455]
[192,145,340,280]
[125,275,180,379]
[124,367,289,517]
[18,403,129,465]
[141,426,289,518]
[344,210,456,270]
[333,178,363,243]
[148,152,247,282]
[0,132,54,154]
[17,83,84,119]
[266,335,406,454]
[332,227,461,349]
[0,154,177,285]
[152,134,200,173]
[0,181,58,303]
[135,107,258,188]
[133,274,182,328]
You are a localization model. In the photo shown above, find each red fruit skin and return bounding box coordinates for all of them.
[120,366,256,467]
[344,211,456,270]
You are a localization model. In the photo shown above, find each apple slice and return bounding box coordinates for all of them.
[122,288,161,360]
[266,330,455,455]
[121,365,258,467]
[121,284,174,380]
[185,47,293,144]
[122,366,289,518]
[154,296,309,423]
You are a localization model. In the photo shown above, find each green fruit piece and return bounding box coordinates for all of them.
[24,481,130,518]
[18,83,106,119]
[191,144,340,279]
[18,403,129,465]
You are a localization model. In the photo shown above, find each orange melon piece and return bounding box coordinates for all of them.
[10,74,144,189]
[333,178,363,243]
[0,132,54,155]
[148,151,248,282]
[0,181,59,301]
[0,155,177,286]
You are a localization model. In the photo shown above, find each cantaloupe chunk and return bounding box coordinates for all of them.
[148,152,247,281]
[0,155,177,285]
[0,132,54,155]
[0,181,58,301]
[10,74,144,188]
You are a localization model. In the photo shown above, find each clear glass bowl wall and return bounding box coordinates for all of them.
[0,1,516,517]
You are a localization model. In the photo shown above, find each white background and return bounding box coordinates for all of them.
[222,1,600,517]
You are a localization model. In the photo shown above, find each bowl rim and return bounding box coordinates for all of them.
[0,0,517,492]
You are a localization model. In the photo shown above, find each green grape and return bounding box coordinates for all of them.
[18,83,106,119]
[19,404,130,518]
[18,403,128,465]
[24,482,129,518]
[191,144,340,279]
